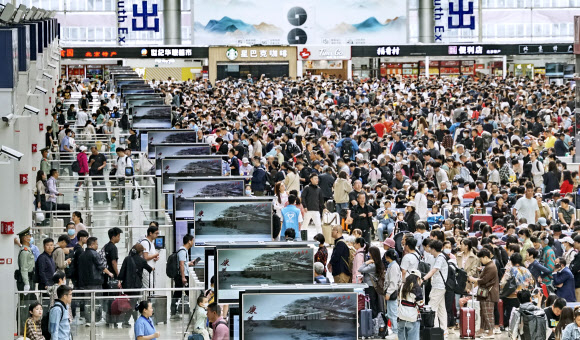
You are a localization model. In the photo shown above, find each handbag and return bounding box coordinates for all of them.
[35,208,45,223]
[476,286,490,299]
[500,275,517,298]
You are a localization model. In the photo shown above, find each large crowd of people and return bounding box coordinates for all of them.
[21,73,580,340]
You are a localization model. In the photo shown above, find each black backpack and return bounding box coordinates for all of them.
[120,113,129,130]
[71,161,80,173]
[412,253,431,277]
[166,248,186,279]
[437,255,459,292]
[380,165,393,185]
[341,138,354,159]
[41,302,65,340]
[370,141,381,158]
[80,98,89,110]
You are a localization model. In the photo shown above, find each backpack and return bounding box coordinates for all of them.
[97,245,108,269]
[71,161,80,173]
[481,131,492,151]
[453,264,468,294]
[520,308,547,340]
[370,141,381,158]
[337,239,356,274]
[380,165,393,185]
[412,253,431,277]
[360,167,370,184]
[41,302,65,340]
[341,138,354,159]
[80,98,89,110]
[437,255,458,292]
[166,248,186,279]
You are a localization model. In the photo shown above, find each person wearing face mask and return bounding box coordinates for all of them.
[517,228,534,262]
[190,295,210,340]
[469,197,486,215]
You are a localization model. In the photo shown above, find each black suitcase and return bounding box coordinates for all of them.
[149,295,168,324]
[420,310,435,329]
[82,304,103,323]
[422,327,444,340]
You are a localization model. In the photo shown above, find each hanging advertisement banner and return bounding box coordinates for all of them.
[116,0,161,45]
[193,0,407,45]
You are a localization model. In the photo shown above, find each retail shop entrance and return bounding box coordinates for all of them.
[216,62,289,81]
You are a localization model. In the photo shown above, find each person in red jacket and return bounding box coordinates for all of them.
[560,170,574,195]
[74,145,89,199]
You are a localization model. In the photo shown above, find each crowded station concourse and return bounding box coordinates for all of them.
[0,7,579,340]
[14,70,580,340]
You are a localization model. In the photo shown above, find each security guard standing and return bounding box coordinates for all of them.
[16,227,35,292]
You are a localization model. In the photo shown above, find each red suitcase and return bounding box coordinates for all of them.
[469,214,493,232]
[498,299,504,327]
[459,307,476,339]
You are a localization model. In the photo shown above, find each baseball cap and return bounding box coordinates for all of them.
[562,236,574,245]
[406,201,416,208]
[537,217,547,226]
[242,157,249,164]
[383,238,396,248]
[408,269,422,278]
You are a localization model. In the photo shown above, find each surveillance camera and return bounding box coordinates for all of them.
[47,63,56,69]
[23,105,39,115]
[42,72,53,80]
[0,145,23,161]
[2,114,14,122]
[34,85,47,94]
[50,56,59,62]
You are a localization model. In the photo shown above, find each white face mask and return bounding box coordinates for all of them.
[443,249,452,255]
[475,202,481,207]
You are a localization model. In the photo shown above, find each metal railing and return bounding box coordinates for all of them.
[16,286,204,340]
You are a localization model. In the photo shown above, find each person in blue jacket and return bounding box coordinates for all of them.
[281,195,303,241]
[553,257,576,302]
[336,135,359,161]
[250,157,267,196]
[389,132,406,157]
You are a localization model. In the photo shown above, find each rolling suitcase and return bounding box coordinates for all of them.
[149,295,168,324]
[422,327,444,340]
[420,309,436,329]
[469,214,493,232]
[359,295,373,339]
[459,307,476,338]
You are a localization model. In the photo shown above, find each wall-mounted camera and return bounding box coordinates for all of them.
[23,105,39,115]
[47,63,56,69]
[50,56,59,62]
[42,72,53,80]
[2,113,14,123]
[0,145,23,161]
[34,85,47,94]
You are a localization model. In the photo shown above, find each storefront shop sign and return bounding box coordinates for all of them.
[519,44,574,55]
[60,47,208,59]
[297,46,351,60]
[352,43,574,58]
[225,47,289,61]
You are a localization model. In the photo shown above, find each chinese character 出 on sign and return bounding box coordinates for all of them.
[132,0,160,32]
[448,0,476,30]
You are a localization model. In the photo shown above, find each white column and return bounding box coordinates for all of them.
[425,56,430,78]
[296,60,303,79]
[502,55,507,79]
[347,60,352,80]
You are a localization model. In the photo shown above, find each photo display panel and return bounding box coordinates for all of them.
[147,130,200,158]
[132,105,172,129]
[155,145,212,176]
[193,198,273,244]
[174,177,246,219]
[240,291,357,340]
[162,157,224,192]
[216,247,314,303]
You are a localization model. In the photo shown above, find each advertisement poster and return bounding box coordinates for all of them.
[193,0,407,45]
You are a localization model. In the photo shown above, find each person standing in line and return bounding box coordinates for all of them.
[301,173,324,236]
[88,146,109,204]
[140,224,160,289]
[333,171,353,217]
[36,238,56,291]
[397,270,423,340]
[351,192,376,244]
[280,195,303,240]
[171,234,200,319]
[313,233,328,277]
[49,285,72,340]
[103,227,122,289]
[422,240,448,336]
[78,237,114,290]
[384,249,402,337]
[467,248,499,339]
[328,226,352,283]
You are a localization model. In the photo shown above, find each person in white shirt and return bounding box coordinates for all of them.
[141,223,160,288]
[400,237,420,281]
[76,109,88,129]
[422,240,449,335]
[107,93,119,110]
[414,182,429,220]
